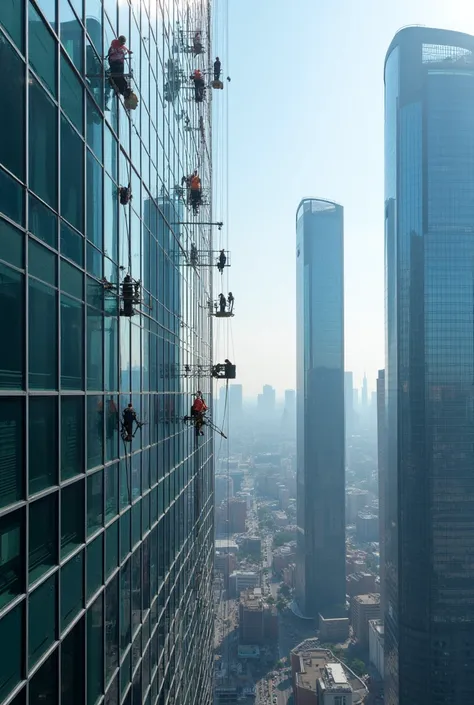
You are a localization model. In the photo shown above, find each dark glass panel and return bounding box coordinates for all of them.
[28,239,56,286]
[61,618,85,705]
[120,557,131,653]
[0,508,23,608]
[60,53,83,132]
[0,264,24,390]
[28,2,56,95]
[60,117,84,232]
[105,463,118,522]
[0,602,23,701]
[87,395,103,469]
[61,479,84,557]
[87,306,103,391]
[28,573,57,668]
[105,519,118,577]
[0,219,23,269]
[87,593,104,705]
[105,395,119,462]
[61,551,83,631]
[28,76,57,208]
[29,492,57,583]
[86,532,103,600]
[60,396,84,480]
[0,38,25,179]
[0,397,24,508]
[60,222,84,267]
[0,1,24,51]
[60,259,83,300]
[104,315,118,392]
[86,99,103,162]
[28,278,57,390]
[29,396,58,494]
[120,509,130,561]
[0,167,24,226]
[105,573,119,683]
[60,294,84,390]
[29,648,58,705]
[87,470,103,536]
[86,150,103,249]
[86,242,102,278]
[29,195,57,249]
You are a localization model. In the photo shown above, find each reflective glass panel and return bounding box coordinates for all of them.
[28,573,56,668]
[29,649,58,705]
[61,551,83,631]
[28,279,57,389]
[87,594,104,705]
[0,602,23,701]
[0,39,25,180]
[61,618,85,705]
[0,264,24,390]
[0,1,24,50]
[0,398,24,508]
[0,508,23,609]
[29,492,57,583]
[61,480,84,557]
[29,76,57,208]
[60,294,84,390]
[28,2,56,95]
[60,396,84,480]
[60,117,84,232]
[29,396,58,494]
[87,470,103,536]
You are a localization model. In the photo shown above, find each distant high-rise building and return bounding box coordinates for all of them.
[361,373,368,408]
[257,385,276,416]
[295,198,345,618]
[376,370,386,617]
[385,27,474,705]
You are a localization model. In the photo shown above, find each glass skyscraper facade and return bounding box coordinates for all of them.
[295,199,345,619]
[0,1,216,704]
[384,27,474,705]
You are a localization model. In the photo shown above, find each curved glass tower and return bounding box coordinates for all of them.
[0,2,216,704]
[295,199,345,619]
[384,26,474,705]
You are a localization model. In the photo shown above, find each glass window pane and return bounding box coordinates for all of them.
[29,493,58,583]
[0,39,25,179]
[29,397,58,495]
[28,239,57,286]
[30,648,58,705]
[0,219,23,269]
[105,396,119,463]
[0,508,24,609]
[0,167,24,226]
[86,99,103,162]
[61,551,83,631]
[28,279,57,390]
[86,243,102,279]
[85,0,102,54]
[103,174,118,261]
[60,221,84,267]
[87,395,103,469]
[61,295,84,390]
[28,573,57,668]
[60,54,83,132]
[60,7,83,73]
[105,519,118,577]
[0,1,24,51]
[104,126,117,180]
[87,470,103,536]
[61,480,84,557]
[104,315,118,392]
[105,574,118,683]
[87,594,104,705]
[0,602,23,701]
[61,618,85,705]
[29,195,57,249]
[60,396,84,480]
[120,558,130,653]
[60,117,84,232]
[105,463,118,522]
[87,306,103,391]
[60,259,83,300]
[29,76,57,209]
[0,264,24,390]
[28,2,56,95]
[0,398,24,508]
[86,532,103,601]
[86,150,103,248]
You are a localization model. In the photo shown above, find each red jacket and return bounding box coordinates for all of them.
[192,397,207,413]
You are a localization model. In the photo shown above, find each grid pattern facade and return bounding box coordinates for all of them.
[295,199,345,619]
[0,1,215,705]
[384,26,474,705]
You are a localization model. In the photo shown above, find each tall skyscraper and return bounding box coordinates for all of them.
[376,370,386,617]
[295,198,345,619]
[257,384,276,416]
[361,372,368,408]
[385,27,474,705]
[228,384,243,423]
[0,2,216,704]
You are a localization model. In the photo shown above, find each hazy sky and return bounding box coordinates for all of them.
[211,0,471,398]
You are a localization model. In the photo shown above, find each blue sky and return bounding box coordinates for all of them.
[212,0,471,398]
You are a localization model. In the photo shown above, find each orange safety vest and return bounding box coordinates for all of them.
[193,397,207,413]
[190,175,201,191]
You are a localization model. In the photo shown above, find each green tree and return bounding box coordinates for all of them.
[350,659,366,677]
